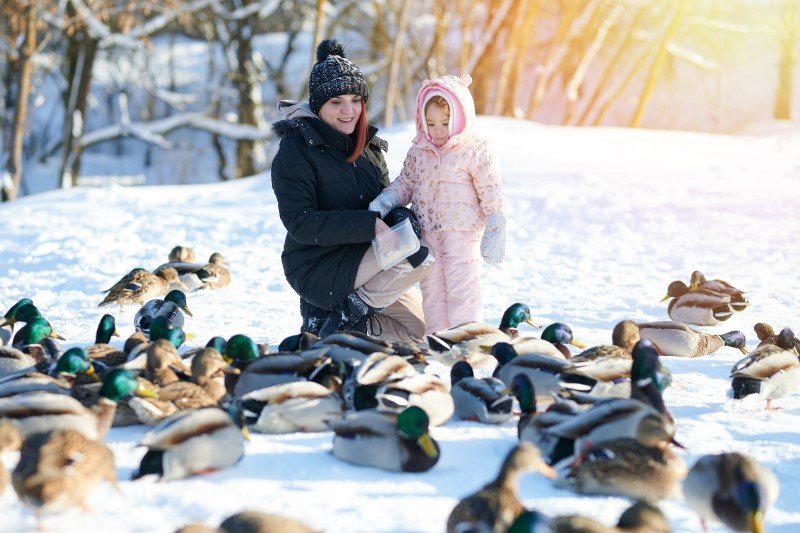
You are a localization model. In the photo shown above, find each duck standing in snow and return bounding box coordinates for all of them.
[134,289,193,336]
[730,343,800,409]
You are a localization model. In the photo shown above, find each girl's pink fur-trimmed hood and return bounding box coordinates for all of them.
[415,75,476,145]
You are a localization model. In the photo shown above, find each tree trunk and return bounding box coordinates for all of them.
[505,0,540,117]
[630,0,687,128]
[311,0,327,66]
[383,0,410,128]
[2,0,36,202]
[458,0,475,74]
[774,0,797,120]
[575,6,646,126]
[563,3,624,125]
[528,0,600,119]
[59,7,98,190]
[492,0,527,116]
[231,9,266,179]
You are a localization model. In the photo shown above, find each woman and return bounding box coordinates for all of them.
[270,39,432,344]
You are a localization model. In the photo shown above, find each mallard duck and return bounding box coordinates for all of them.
[559,320,640,396]
[540,322,586,359]
[446,442,557,533]
[0,297,35,332]
[316,330,428,369]
[0,368,154,440]
[154,253,230,292]
[689,270,748,311]
[182,336,227,361]
[12,428,116,520]
[661,281,738,326]
[134,289,193,336]
[131,405,247,481]
[491,342,570,409]
[450,361,513,424]
[169,245,197,263]
[82,313,124,366]
[755,323,800,353]
[177,510,319,533]
[343,351,418,411]
[328,406,439,472]
[554,437,686,501]
[128,347,237,425]
[637,320,747,357]
[143,338,190,386]
[2,316,65,376]
[375,371,454,426]
[683,452,779,533]
[242,381,344,434]
[730,343,800,409]
[426,303,540,367]
[99,266,188,308]
[231,346,339,400]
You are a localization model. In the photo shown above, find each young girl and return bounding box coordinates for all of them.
[369,74,505,334]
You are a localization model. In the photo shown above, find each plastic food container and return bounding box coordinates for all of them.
[372,217,421,270]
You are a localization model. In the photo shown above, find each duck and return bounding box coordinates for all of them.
[491,342,570,410]
[181,336,227,362]
[128,348,237,425]
[426,303,540,367]
[0,297,35,332]
[553,436,687,501]
[446,442,556,533]
[328,405,439,472]
[516,341,678,467]
[168,245,197,263]
[540,322,586,359]
[99,266,188,308]
[683,452,779,533]
[637,320,747,357]
[83,313,125,366]
[3,316,65,376]
[730,343,800,409]
[11,428,116,521]
[661,280,738,326]
[450,361,514,424]
[343,351,419,411]
[134,289,193,336]
[755,323,800,353]
[375,370,454,426]
[316,330,428,370]
[154,252,230,292]
[558,320,640,396]
[131,404,247,481]
[176,510,319,533]
[231,345,338,399]
[242,380,345,434]
[0,368,155,440]
[689,270,748,311]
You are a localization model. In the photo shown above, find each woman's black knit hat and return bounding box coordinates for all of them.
[309,39,369,115]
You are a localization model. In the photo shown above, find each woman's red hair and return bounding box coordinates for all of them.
[346,106,368,163]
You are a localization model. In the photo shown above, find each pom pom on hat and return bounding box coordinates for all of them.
[308,39,369,115]
[316,39,346,62]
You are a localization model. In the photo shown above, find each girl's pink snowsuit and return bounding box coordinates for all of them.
[382,75,505,333]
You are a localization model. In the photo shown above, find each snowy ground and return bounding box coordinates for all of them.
[2,117,800,532]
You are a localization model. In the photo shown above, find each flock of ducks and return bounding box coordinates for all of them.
[0,265,794,532]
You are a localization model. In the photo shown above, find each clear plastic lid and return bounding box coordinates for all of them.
[371,217,421,270]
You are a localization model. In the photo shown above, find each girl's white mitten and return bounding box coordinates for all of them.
[480,213,506,264]
[368,190,400,218]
